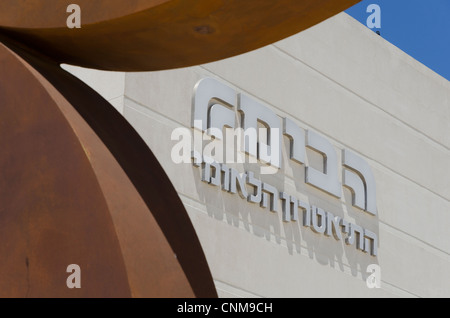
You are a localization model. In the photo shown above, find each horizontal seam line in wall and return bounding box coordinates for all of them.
[271,44,450,153]
[380,280,420,298]
[214,279,263,298]
[342,12,450,87]
[183,194,423,297]
[179,191,450,259]
[107,94,125,102]
[123,95,187,128]
[196,65,450,203]
[378,221,450,260]
[215,288,243,298]
[344,145,450,203]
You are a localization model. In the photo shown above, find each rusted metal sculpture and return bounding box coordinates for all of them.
[0,0,360,297]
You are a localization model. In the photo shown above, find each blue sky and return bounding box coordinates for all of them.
[345,0,450,81]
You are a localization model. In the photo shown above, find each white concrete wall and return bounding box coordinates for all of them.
[61,64,125,114]
[64,13,450,298]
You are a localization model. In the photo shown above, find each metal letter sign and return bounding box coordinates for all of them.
[192,77,377,215]
[191,77,378,256]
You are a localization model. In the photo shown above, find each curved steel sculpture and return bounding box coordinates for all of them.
[0,0,360,71]
[0,0,360,297]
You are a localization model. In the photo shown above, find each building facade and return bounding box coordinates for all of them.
[65,13,450,297]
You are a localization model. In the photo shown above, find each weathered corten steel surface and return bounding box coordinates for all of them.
[0,43,129,297]
[0,0,360,71]
[0,0,360,297]
[0,42,213,297]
